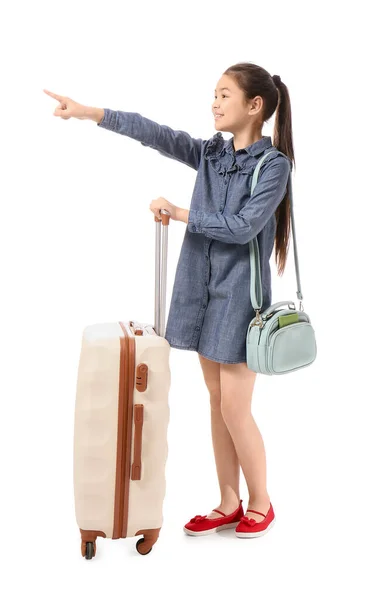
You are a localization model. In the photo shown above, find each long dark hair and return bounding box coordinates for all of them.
[224,62,295,276]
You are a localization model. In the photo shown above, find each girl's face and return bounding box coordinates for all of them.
[212,74,262,134]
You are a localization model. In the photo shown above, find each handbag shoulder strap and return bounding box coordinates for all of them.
[249,150,303,311]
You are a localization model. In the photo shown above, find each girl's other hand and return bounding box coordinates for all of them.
[149,197,181,222]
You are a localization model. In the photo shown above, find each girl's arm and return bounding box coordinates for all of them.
[187,157,291,244]
[86,107,203,171]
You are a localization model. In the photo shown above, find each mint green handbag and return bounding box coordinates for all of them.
[246,151,317,375]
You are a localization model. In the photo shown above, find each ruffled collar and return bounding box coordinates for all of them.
[204,133,273,160]
[204,132,224,159]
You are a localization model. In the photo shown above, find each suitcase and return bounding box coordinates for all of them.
[73,210,172,559]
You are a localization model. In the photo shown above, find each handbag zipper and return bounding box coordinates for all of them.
[264,310,308,341]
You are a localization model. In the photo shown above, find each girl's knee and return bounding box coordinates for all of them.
[220,396,241,421]
[209,392,222,411]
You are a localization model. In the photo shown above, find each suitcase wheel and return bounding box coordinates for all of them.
[136,537,152,555]
[85,541,95,560]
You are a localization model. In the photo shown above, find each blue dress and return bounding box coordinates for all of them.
[98,109,292,364]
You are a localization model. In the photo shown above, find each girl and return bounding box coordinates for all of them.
[43,61,294,539]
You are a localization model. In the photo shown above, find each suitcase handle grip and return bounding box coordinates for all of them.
[154,209,170,338]
[154,212,170,226]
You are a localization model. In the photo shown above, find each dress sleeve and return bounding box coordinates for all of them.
[187,156,291,244]
[97,108,203,171]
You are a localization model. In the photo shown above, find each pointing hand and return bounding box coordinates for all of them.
[43,89,88,120]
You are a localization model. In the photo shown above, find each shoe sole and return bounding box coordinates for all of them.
[183,521,239,536]
[235,517,276,538]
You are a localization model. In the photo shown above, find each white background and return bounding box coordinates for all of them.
[1,0,386,598]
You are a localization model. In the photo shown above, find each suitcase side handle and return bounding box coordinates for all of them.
[131,404,144,480]
[154,209,170,338]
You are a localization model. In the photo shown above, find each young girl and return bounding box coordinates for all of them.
[44,61,294,539]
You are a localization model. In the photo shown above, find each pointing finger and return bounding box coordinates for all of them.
[43,89,65,101]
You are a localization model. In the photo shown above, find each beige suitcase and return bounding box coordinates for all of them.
[73,211,171,559]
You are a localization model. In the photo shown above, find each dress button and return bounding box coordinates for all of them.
[195,326,200,331]
[202,304,206,309]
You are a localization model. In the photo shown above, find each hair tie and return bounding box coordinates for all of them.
[272,74,282,87]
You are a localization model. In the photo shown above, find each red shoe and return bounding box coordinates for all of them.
[183,500,244,536]
[235,503,276,538]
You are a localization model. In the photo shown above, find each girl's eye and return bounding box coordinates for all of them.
[214,95,227,99]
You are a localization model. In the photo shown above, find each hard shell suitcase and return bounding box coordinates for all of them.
[73,210,172,559]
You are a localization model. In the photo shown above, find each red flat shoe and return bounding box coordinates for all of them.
[235,503,276,538]
[183,500,244,536]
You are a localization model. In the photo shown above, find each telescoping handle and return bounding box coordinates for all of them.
[154,209,171,338]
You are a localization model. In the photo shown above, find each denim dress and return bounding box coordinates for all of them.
[98,109,292,364]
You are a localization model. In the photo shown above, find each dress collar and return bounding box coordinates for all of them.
[204,132,273,159]
[224,135,273,157]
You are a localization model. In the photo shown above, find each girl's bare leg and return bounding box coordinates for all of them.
[198,354,241,519]
[219,362,271,523]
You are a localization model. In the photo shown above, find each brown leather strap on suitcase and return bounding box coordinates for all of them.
[131,404,144,480]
